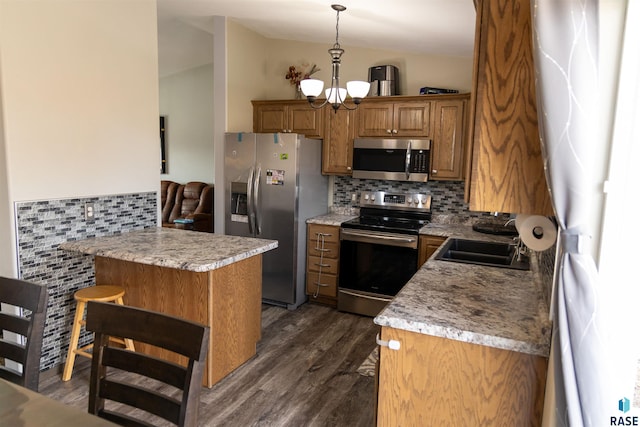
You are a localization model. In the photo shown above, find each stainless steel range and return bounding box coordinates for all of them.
[338,191,432,317]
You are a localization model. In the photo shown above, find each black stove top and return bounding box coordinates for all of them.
[341,214,429,235]
[341,191,432,235]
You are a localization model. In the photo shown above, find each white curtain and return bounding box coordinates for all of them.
[531,1,614,425]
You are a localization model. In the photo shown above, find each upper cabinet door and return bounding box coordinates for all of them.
[466,0,553,215]
[253,103,287,133]
[392,102,432,137]
[431,98,467,181]
[252,100,323,138]
[287,104,323,138]
[356,102,395,137]
[322,107,356,175]
[356,100,432,138]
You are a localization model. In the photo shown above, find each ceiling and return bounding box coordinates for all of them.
[157,0,477,78]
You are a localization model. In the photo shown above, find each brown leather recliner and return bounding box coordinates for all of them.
[165,181,214,232]
[161,180,179,225]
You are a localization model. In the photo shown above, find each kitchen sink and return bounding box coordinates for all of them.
[435,238,530,270]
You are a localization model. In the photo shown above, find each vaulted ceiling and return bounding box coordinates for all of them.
[157,0,476,77]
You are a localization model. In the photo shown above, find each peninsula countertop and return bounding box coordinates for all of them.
[59,227,278,273]
[375,222,552,357]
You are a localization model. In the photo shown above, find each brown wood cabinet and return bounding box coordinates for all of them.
[377,326,547,426]
[418,235,446,267]
[357,99,432,138]
[322,107,356,175]
[252,100,323,138]
[466,0,553,215]
[306,224,340,307]
[95,254,262,388]
[431,98,468,181]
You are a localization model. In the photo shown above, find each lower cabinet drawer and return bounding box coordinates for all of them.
[307,241,340,258]
[307,255,339,275]
[306,274,337,298]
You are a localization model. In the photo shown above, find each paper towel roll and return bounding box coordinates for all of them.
[515,214,532,232]
[516,215,557,251]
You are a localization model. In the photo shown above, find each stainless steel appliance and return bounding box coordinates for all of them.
[224,133,329,309]
[338,191,432,317]
[368,65,399,96]
[352,138,431,182]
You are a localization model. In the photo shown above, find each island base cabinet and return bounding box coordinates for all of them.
[95,255,262,388]
[377,327,547,426]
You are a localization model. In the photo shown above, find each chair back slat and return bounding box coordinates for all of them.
[86,301,210,427]
[0,340,26,364]
[0,312,30,337]
[101,378,182,423]
[103,347,188,390]
[87,302,207,360]
[0,276,48,391]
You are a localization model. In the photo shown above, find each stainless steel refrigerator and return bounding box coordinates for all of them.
[224,132,329,309]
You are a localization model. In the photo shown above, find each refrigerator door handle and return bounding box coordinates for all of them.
[247,166,256,235]
[254,164,262,235]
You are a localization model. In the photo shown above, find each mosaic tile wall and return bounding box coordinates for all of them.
[333,177,497,221]
[15,192,157,372]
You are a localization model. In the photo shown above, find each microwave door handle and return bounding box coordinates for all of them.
[405,140,411,180]
[247,166,255,235]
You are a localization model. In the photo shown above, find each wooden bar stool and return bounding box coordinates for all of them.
[62,285,135,381]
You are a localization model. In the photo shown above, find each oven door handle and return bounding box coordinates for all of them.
[340,229,418,249]
[339,289,393,303]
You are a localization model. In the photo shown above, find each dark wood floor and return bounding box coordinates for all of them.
[39,303,380,426]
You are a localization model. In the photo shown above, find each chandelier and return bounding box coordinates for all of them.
[300,4,370,111]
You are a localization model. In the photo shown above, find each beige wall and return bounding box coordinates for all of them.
[226,19,473,132]
[226,19,270,132]
[160,63,215,184]
[0,0,160,201]
[0,0,159,277]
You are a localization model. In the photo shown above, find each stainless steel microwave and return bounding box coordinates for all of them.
[352,138,431,182]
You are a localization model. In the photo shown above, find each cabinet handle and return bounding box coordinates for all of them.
[313,282,330,287]
[314,247,331,252]
[392,129,398,134]
[347,166,352,170]
[432,169,438,174]
[376,333,401,350]
[386,129,392,134]
[315,232,333,238]
[314,263,331,268]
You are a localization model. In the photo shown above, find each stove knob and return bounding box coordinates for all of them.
[407,197,413,204]
[420,196,426,204]
[370,195,376,202]
[364,194,370,201]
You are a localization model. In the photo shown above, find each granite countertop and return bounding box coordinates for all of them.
[375,223,551,357]
[59,227,278,273]
[306,213,358,227]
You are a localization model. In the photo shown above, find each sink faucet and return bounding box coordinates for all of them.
[512,236,527,262]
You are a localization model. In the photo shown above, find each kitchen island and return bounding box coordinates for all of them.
[375,223,552,426]
[59,227,278,388]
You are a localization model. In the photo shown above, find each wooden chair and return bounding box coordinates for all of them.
[0,276,48,391]
[85,301,210,427]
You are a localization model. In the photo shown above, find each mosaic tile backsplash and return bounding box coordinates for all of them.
[333,177,498,221]
[15,192,156,371]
